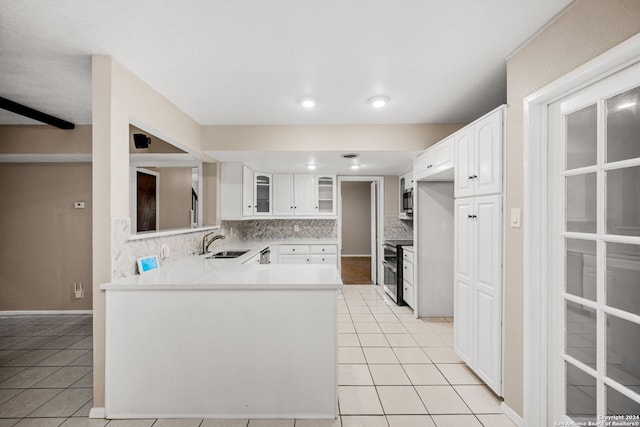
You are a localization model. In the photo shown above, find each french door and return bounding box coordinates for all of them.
[548,60,640,423]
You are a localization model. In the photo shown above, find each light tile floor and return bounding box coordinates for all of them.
[0,285,515,427]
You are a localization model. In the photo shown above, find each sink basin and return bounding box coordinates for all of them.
[206,250,250,259]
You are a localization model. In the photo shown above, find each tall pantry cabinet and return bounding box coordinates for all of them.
[453,106,505,396]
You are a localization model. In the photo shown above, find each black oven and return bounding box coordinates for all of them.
[383,241,409,305]
[402,188,413,215]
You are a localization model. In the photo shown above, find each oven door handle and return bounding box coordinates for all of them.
[382,261,397,273]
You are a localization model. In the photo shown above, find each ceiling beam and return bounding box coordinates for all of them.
[0,96,75,130]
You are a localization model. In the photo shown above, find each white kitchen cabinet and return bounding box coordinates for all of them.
[454,194,502,394]
[243,165,255,217]
[414,137,454,181]
[454,108,503,198]
[315,175,336,216]
[254,172,272,216]
[399,171,413,219]
[276,244,337,265]
[402,247,415,309]
[295,174,317,215]
[221,163,243,220]
[273,174,294,216]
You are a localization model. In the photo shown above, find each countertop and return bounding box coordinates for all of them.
[101,239,342,291]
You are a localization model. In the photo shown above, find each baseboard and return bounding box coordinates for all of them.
[341,254,372,257]
[89,407,105,419]
[501,402,523,427]
[0,310,93,315]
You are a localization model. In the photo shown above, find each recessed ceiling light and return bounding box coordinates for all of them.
[307,163,317,170]
[340,153,360,159]
[350,164,361,170]
[298,97,317,109]
[368,95,390,108]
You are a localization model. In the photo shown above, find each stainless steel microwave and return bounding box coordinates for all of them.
[402,188,413,215]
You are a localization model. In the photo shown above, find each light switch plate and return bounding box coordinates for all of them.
[511,208,522,228]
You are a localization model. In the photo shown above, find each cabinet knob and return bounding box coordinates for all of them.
[290,206,293,209]
[295,206,297,209]
[472,175,478,179]
[248,205,252,208]
[292,248,295,252]
[322,258,325,261]
[322,248,325,252]
[468,215,473,219]
[468,176,473,180]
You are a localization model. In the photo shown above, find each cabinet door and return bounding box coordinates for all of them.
[254,172,272,215]
[242,165,254,217]
[273,174,294,216]
[430,138,454,175]
[316,175,336,215]
[294,174,316,215]
[413,151,430,181]
[454,128,474,198]
[474,110,503,196]
[473,194,502,393]
[454,198,474,364]
[279,255,311,264]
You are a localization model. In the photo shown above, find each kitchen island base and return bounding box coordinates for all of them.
[104,287,338,419]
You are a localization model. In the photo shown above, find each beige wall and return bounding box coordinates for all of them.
[341,182,372,255]
[0,125,91,154]
[384,175,399,217]
[504,0,640,416]
[201,124,463,152]
[92,56,203,407]
[0,163,92,310]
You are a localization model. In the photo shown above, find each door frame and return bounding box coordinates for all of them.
[523,33,640,427]
[337,176,385,285]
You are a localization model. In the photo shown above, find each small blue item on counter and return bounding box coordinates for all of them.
[136,255,159,274]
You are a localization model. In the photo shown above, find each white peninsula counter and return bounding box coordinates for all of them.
[100,252,342,420]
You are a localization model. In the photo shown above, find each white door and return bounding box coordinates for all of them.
[294,174,316,215]
[474,110,503,196]
[273,174,294,216]
[454,128,474,198]
[454,197,474,365]
[242,165,254,217]
[371,181,378,284]
[473,194,502,393]
[548,61,640,424]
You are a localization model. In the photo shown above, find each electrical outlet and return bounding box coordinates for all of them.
[73,282,84,299]
[294,224,300,232]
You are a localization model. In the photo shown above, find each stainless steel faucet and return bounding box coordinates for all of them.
[201,232,225,255]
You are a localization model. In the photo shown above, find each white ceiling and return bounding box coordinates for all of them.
[206,151,419,175]
[0,0,572,127]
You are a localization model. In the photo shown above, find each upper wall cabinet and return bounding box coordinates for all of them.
[221,164,336,219]
[414,137,454,181]
[454,108,503,198]
[315,175,336,216]
[273,174,318,216]
[254,172,272,216]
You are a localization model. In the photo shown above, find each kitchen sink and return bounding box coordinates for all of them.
[206,250,250,259]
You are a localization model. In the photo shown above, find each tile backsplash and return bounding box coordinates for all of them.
[221,219,337,241]
[384,216,414,240]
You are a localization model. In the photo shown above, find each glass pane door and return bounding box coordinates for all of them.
[549,64,640,424]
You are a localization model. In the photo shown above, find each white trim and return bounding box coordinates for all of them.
[0,154,92,163]
[501,402,523,427]
[0,310,93,315]
[128,225,219,241]
[523,32,640,427]
[89,407,106,419]
[337,175,384,285]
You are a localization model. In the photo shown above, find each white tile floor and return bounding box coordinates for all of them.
[0,284,516,426]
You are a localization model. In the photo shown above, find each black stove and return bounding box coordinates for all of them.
[383,239,413,305]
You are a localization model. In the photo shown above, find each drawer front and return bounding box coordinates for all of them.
[402,249,414,264]
[311,255,337,265]
[311,245,337,255]
[403,281,414,309]
[403,260,414,285]
[278,255,311,264]
[278,245,310,255]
